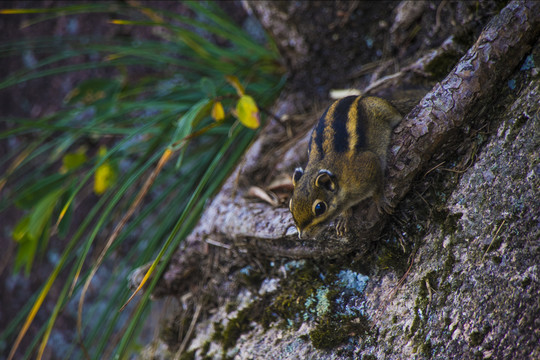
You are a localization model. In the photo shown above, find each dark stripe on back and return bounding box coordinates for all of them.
[355,99,367,151]
[314,107,328,159]
[332,96,356,153]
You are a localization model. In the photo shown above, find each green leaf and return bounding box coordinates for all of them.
[172,99,213,168]
[14,173,67,209]
[57,182,76,239]
[27,188,64,241]
[13,234,38,275]
[60,147,87,173]
[12,187,63,274]
[37,218,51,256]
[200,77,216,98]
[12,214,31,243]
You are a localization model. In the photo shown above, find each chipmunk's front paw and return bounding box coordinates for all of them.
[335,208,353,236]
[335,217,349,236]
[375,194,394,215]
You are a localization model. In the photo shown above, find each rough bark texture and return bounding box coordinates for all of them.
[144,1,540,359]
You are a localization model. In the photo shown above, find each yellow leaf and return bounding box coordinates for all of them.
[128,0,165,23]
[93,146,117,195]
[109,19,134,25]
[104,53,123,61]
[63,88,80,104]
[211,101,225,121]
[0,8,43,14]
[94,163,116,195]
[225,75,245,96]
[7,255,64,360]
[236,95,260,129]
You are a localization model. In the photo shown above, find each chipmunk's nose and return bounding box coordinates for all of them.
[286,225,302,239]
[298,226,314,239]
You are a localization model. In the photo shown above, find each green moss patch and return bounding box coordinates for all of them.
[309,315,370,350]
[209,260,375,352]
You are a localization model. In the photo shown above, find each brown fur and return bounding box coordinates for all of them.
[289,96,401,238]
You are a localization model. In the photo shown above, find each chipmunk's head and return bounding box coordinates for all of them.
[289,167,341,239]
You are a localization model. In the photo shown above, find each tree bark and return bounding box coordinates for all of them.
[146,1,540,359]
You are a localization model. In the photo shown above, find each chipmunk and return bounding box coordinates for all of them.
[289,95,402,239]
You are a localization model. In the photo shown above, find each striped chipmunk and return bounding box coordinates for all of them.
[289,95,402,239]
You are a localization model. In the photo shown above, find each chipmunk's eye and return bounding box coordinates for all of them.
[313,201,327,216]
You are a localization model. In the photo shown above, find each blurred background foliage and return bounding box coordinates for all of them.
[0,1,285,358]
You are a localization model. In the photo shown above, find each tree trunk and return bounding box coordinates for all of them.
[143,1,540,359]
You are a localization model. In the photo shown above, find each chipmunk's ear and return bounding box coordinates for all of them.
[315,169,336,191]
[292,167,304,187]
